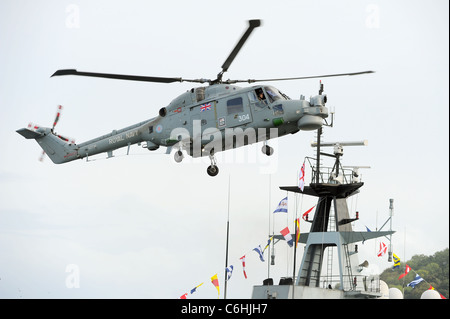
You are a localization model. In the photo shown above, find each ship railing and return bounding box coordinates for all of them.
[306,157,357,184]
[318,274,381,293]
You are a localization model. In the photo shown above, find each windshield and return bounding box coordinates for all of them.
[264,86,289,103]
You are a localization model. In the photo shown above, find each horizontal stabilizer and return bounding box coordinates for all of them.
[16,128,44,139]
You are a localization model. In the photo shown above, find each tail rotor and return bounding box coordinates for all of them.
[51,105,62,132]
[36,105,75,161]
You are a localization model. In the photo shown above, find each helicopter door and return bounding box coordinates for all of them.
[218,95,253,128]
[189,100,217,142]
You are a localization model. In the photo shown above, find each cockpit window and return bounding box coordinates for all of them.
[255,88,266,102]
[250,87,267,108]
[273,104,284,116]
[264,86,289,103]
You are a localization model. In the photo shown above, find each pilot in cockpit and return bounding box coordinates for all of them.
[256,88,267,105]
[258,91,264,100]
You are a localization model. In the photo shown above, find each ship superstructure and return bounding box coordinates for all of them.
[252,132,394,299]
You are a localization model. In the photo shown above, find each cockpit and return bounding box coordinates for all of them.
[264,86,290,102]
[249,86,290,109]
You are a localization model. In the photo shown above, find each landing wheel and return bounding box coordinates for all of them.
[207,165,219,177]
[174,150,184,163]
[262,145,274,156]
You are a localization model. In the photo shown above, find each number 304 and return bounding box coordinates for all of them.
[238,114,250,122]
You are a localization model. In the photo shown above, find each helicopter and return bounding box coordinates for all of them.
[16,19,373,176]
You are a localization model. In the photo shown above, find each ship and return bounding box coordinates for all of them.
[252,129,395,299]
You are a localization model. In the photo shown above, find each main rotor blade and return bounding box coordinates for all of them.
[220,19,262,76]
[226,70,375,84]
[51,69,207,84]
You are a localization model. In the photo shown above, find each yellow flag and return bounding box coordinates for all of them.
[211,274,220,298]
[295,218,300,248]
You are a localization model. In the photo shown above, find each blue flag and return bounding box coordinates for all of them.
[190,282,204,294]
[225,265,234,281]
[407,274,424,289]
[253,245,265,262]
[273,197,288,213]
[263,236,273,253]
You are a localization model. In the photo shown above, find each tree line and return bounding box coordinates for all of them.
[380,248,449,299]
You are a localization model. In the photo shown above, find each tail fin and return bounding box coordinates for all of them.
[16,127,78,164]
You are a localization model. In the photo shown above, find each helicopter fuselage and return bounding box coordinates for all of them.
[19,84,328,166]
[141,84,328,157]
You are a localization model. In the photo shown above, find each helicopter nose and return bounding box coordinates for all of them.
[297,102,328,131]
[298,114,324,130]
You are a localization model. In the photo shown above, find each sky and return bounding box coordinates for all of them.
[0,0,448,299]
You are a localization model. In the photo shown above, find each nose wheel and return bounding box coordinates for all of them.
[207,153,219,177]
[262,142,274,156]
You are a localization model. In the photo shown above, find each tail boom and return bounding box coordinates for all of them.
[17,119,154,163]
[16,127,78,164]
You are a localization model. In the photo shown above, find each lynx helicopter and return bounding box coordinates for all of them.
[16,19,374,176]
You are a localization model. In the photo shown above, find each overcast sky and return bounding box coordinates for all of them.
[0,0,448,299]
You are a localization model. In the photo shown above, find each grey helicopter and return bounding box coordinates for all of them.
[16,20,373,176]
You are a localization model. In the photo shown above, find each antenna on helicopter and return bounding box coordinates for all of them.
[316,81,334,127]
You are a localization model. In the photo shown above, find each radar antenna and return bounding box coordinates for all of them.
[310,140,369,184]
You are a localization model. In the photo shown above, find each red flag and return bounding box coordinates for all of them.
[240,255,247,279]
[280,227,293,247]
[180,293,188,299]
[302,206,315,221]
[377,242,387,257]
[398,264,411,280]
[298,162,305,191]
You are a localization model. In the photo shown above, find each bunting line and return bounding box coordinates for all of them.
[178,216,446,299]
[178,213,310,298]
[395,260,447,299]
